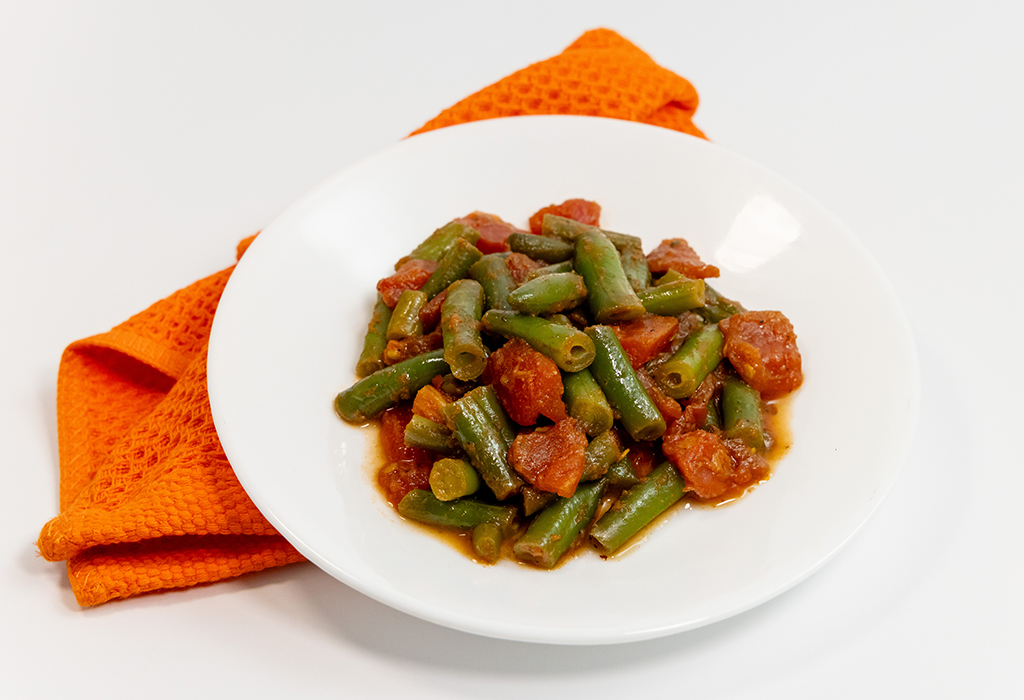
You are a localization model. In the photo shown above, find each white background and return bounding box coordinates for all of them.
[2,2,1021,698]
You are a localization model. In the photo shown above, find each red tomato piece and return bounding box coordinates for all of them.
[719,311,803,400]
[509,418,588,497]
[505,252,544,285]
[418,290,446,333]
[528,198,602,234]
[661,427,734,499]
[377,463,431,508]
[609,314,680,369]
[377,259,437,307]
[383,330,443,366]
[379,405,435,467]
[486,338,567,426]
[455,211,526,254]
[647,238,720,278]
[662,426,769,500]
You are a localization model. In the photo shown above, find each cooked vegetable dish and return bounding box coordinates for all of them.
[334,199,803,567]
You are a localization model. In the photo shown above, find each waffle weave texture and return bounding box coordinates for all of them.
[37,28,705,606]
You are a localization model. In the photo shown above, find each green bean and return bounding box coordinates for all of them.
[581,429,621,482]
[574,230,646,323]
[468,254,517,312]
[404,414,459,454]
[521,486,558,517]
[525,260,574,281]
[513,479,606,569]
[590,462,686,555]
[654,269,686,286]
[722,375,766,451]
[429,458,482,501]
[507,232,575,263]
[541,214,643,252]
[443,386,523,500]
[386,289,426,340]
[561,368,614,437]
[653,323,724,399]
[398,490,517,531]
[481,310,595,372]
[470,384,517,449]
[471,521,504,563]
[697,284,746,323]
[420,236,483,299]
[335,349,449,422]
[356,294,392,378]
[605,455,640,489]
[507,272,588,316]
[399,220,481,267]
[703,394,722,431]
[585,326,667,441]
[441,279,488,381]
[618,239,651,294]
[638,278,706,316]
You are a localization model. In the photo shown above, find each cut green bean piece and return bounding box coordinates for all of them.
[561,368,614,437]
[386,289,426,340]
[443,386,522,500]
[722,375,766,451]
[481,310,595,372]
[404,414,459,454]
[429,458,482,501]
[441,279,488,381]
[507,272,588,316]
[513,479,606,569]
[522,486,558,517]
[606,455,640,489]
[398,490,517,532]
[590,462,686,555]
[585,326,667,441]
[472,521,503,563]
[400,220,481,267]
[618,240,651,294]
[469,254,517,312]
[697,284,747,323]
[654,269,686,287]
[507,232,575,263]
[470,384,517,450]
[335,349,449,422]
[703,394,722,431]
[574,230,646,323]
[653,323,724,399]
[639,278,706,316]
[525,260,574,281]
[581,429,621,482]
[420,237,484,299]
[356,294,392,378]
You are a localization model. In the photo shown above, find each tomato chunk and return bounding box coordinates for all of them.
[379,405,435,466]
[455,211,526,254]
[505,252,544,285]
[509,418,588,497]
[485,338,567,425]
[528,198,602,234]
[418,290,446,333]
[377,462,431,507]
[662,426,768,499]
[719,311,803,400]
[377,259,437,307]
[383,330,443,366]
[609,314,679,369]
[647,238,720,279]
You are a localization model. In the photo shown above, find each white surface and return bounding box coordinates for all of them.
[2,0,1021,696]
[207,116,917,644]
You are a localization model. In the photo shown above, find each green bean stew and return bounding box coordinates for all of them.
[335,199,803,567]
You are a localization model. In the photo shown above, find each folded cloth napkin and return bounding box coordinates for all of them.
[37,27,705,606]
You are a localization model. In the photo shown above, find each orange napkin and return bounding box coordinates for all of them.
[37,28,705,606]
